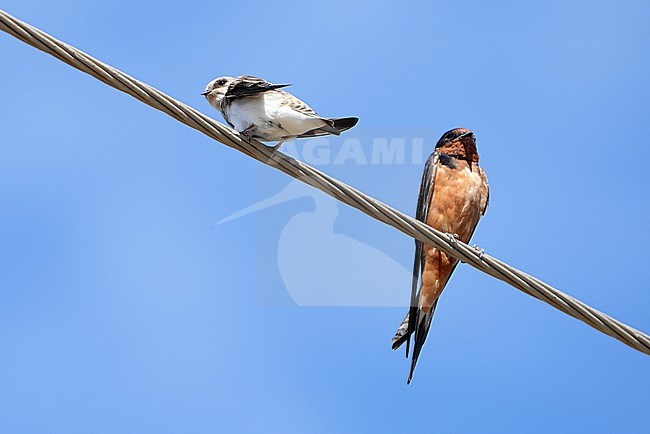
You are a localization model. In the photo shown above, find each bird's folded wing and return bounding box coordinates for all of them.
[405,152,439,354]
[225,75,291,100]
[280,91,318,116]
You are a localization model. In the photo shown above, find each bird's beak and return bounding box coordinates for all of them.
[200,91,209,96]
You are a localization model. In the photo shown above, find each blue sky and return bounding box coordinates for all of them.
[1,1,649,432]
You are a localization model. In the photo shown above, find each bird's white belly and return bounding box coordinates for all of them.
[227,92,325,141]
[226,98,264,132]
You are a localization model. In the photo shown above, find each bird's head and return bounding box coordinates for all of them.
[202,76,235,109]
[435,128,479,162]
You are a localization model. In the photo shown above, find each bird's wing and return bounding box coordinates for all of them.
[392,152,440,354]
[402,152,446,383]
[403,153,439,353]
[225,75,291,100]
[278,90,319,117]
[296,117,359,138]
[479,165,490,215]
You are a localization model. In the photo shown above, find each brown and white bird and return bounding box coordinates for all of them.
[392,128,489,384]
[202,75,358,150]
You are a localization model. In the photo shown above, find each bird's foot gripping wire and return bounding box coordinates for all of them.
[471,244,485,261]
[446,233,465,262]
[240,128,254,144]
[446,232,460,247]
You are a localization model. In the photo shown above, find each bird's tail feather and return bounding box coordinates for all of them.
[297,117,359,138]
[318,122,341,136]
[329,116,359,133]
[408,310,434,384]
[392,298,439,384]
[391,312,410,351]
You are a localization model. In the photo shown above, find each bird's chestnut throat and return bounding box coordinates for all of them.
[437,140,480,163]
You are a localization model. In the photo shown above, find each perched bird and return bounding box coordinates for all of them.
[392,128,489,384]
[202,75,358,150]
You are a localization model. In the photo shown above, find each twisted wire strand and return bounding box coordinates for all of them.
[1,9,649,355]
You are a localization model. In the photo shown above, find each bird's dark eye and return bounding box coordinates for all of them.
[217,79,227,86]
[445,132,456,141]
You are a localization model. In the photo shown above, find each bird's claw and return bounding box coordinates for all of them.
[240,126,255,144]
[241,132,253,144]
[471,244,485,260]
[446,233,459,247]
[446,233,467,262]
